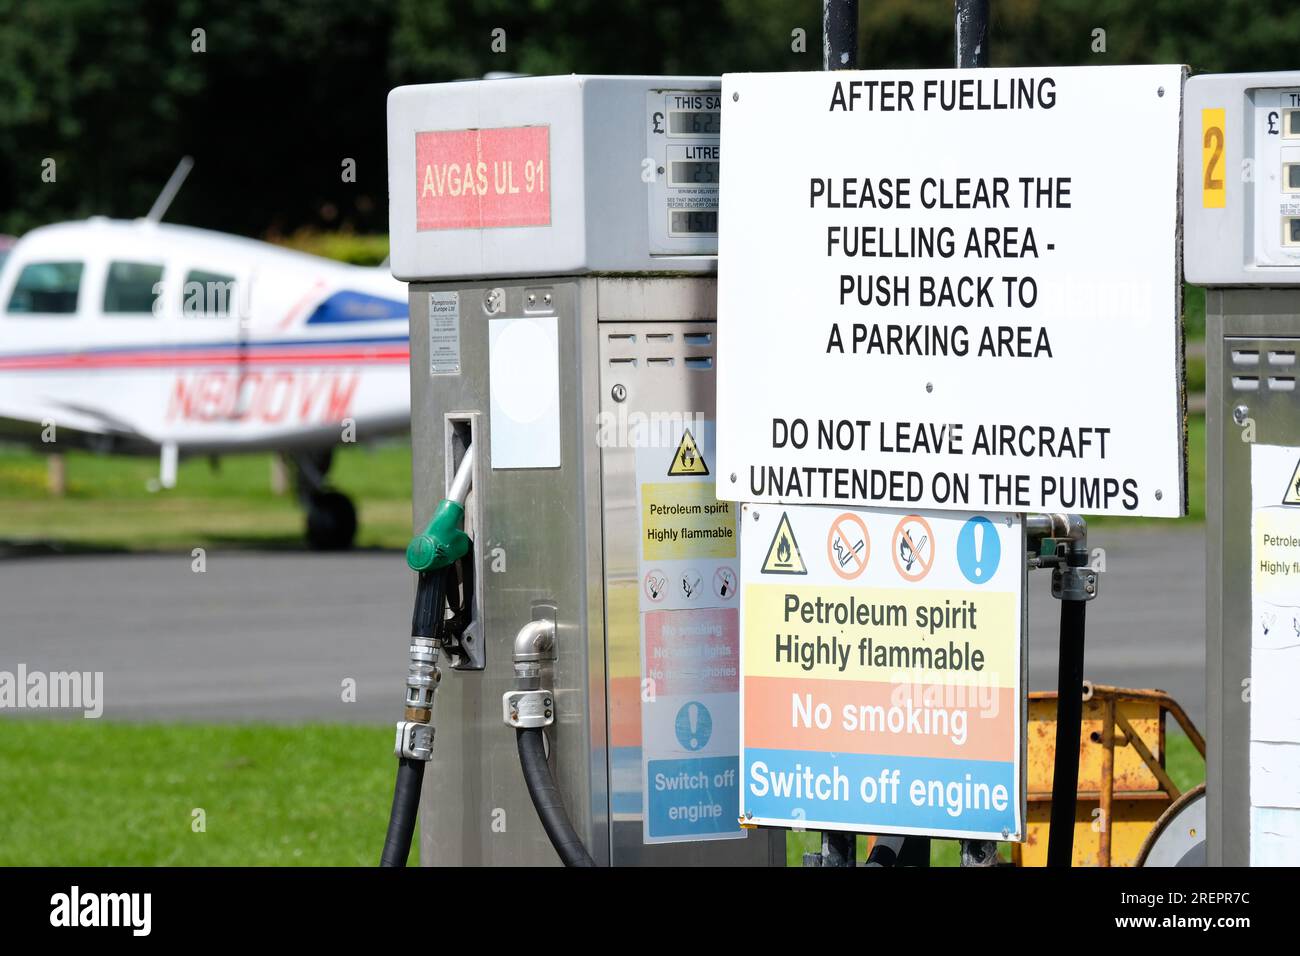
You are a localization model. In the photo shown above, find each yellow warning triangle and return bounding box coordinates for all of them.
[667,428,709,476]
[1284,459,1300,505]
[761,511,807,575]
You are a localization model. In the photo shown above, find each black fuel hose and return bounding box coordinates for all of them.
[379,569,450,868]
[380,757,424,867]
[516,727,596,867]
[1047,585,1088,867]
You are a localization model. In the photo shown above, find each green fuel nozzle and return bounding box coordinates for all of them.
[406,444,475,573]
[406,499,471,572]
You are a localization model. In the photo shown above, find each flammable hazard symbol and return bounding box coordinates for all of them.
[667,428,709,476]
[1284,459,1300,505]
[761,511,807,575]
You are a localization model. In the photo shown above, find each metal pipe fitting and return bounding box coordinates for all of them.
[1025,512,1088,547]
[403,636,441,722]
[504,606,557,729]
[394,638,442,760]
[512,615,556,691]
[513,617,556,664]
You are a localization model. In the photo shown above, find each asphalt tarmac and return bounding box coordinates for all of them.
[0,526,1207,728]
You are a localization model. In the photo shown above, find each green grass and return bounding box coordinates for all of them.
[0,720,409,866]
[0,280,1210,552]
[1184,414,1207,523]
[0,414,1208,555]
[1,721,1203,867]
[784,730,1205,867]
[0,441,414,551]
[1184,284,1206,342]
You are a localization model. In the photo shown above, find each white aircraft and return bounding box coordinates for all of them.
[0,208,411,550]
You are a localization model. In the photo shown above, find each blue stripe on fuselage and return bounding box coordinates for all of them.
[305,290,408,325]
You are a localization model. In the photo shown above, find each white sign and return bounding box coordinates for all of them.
[715,65,1186,517]
[739,504,1024,840]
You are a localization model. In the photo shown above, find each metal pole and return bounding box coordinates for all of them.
[822,0,858,71]
[955,0,997,869]
[954,0,990,68]
[817,0,859,868]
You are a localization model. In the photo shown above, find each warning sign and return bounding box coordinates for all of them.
[761,512,807,575]
[668,428,710,476]
[892,514,934,583]
[715,65,1187,517]
[635,419,744,845]
[1249,445,1300,864]
[714,566,737,601]
[1283,458,1300,505]
[739,504,1025,841]
[827,512,870,580]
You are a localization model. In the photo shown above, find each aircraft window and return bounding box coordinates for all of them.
[181,269,237,318]
[103,261,164,314]
[6,261,83,314]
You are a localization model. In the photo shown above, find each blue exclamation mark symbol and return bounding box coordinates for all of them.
[957,516,1000,585]
[675,701,712,751]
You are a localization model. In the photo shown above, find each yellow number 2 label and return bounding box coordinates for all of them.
[1202,107,1226,209]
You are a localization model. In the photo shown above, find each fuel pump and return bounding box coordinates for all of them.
[1186,71,1300,866]
[383,75,783,866]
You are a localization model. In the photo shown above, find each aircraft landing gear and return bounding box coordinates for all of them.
[306,490,358,551]
[291,449,358,551]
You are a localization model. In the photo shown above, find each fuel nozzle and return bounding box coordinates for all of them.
[406,445,474,574]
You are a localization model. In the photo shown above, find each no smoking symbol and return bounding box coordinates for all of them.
[713,566,736,600]
[827,513,870,580]
[892,515,934,582]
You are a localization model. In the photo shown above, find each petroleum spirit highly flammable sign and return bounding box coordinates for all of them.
[739,503,1026,841]
[715,65,1187,518]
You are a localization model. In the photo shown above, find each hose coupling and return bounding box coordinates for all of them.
[394,637,441,760]
[395,720,435,760]
[1051,564,1100,602]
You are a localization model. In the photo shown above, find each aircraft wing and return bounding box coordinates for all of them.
[0,397,156,451]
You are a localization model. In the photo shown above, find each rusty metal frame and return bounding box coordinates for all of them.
[1025,686,1206,867]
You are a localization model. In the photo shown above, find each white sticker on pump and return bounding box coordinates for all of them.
[428,292,461,375]
[634,418,745,844]
[487,316,560,469]
[1249,443,1300,865]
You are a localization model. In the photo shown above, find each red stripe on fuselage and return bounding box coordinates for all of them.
[0,346,410,371]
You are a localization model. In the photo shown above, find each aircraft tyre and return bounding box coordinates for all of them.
[306,490,357,551]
